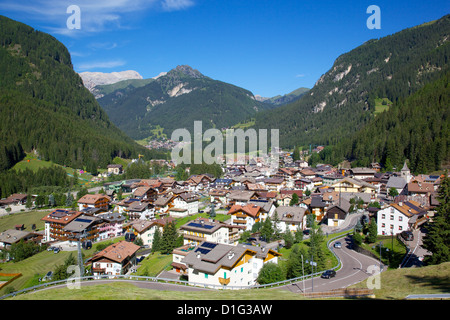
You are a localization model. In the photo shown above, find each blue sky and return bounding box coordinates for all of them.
[1,0,449,97]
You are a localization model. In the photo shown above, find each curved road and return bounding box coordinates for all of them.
[282,235,385,293]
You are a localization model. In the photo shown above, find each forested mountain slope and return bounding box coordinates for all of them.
[253,14,450,150]
[0,16,165,173]
[97,65,274,140]
[331,71,450,174]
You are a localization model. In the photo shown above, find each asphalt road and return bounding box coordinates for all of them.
[281,235,385,294]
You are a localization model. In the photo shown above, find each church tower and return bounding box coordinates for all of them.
[400,161,411,183]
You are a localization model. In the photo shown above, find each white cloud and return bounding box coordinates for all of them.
[77,59,127,71]
[0,0,195,35]
[295,74,306,78]
[161,0,195,11]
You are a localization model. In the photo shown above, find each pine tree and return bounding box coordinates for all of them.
[366,218,378,243]
[160,221,178,254]
[152,228,161,253]
[289,193,299,206]
[422,174,450,265]
[260,216,274,242]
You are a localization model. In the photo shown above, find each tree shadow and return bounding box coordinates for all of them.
[404,274,450,292]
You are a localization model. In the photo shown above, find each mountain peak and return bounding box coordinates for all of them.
[79,70,143,91]
[170,65,204,78]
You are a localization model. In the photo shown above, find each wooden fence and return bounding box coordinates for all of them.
[302,288,375,299]
[0,272,22,290]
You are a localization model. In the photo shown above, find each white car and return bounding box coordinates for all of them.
[334,241,342,249]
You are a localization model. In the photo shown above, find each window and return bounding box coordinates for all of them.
[382,223,385,228]
[399,216,403,222]
[204,273,208,279]
[399,226,403,231]
[382,214,385,219]
[390,215,394,220]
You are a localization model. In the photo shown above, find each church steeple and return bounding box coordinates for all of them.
[401,161,411,183]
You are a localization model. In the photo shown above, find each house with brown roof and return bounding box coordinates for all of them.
[228,203,265,232]
[123,217,174,248]
[77,194,110,212]
[377,200,428,236]
[407,181,434,197]
[172,192,200,216]
[154,195,174,215]
[0,193,28,206]
[91,240,140,278]
[132,186,157,202]
[186,174,215,191]
[273,206,309,233]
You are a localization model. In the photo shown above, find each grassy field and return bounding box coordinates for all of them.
[7,262,450,300]
[374,97,393,115]
[12,153,94,185]
[0,209,51,233]
[349,262,450,299]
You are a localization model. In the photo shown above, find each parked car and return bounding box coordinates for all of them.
[53,247,60,254]
[303,229,310,235]
[334,241,342,249]
[47,246,55,252]
[401,231,414,241]
[43,271,53,281]
[321,270,336,279]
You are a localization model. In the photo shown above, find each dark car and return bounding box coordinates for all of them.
[125,232,136,242]
[303,229,310,235]
[321,270,336,279]
[401,231,414,241]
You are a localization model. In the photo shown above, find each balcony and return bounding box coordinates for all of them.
[219,277,230,285]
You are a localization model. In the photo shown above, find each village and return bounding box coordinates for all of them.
[0,148,442,291]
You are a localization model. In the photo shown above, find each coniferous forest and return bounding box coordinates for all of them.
[252,14,450,173]
[0,15,167,174]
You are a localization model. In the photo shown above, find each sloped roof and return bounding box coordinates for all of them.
[228,204,261,217]
[92,240,140,264]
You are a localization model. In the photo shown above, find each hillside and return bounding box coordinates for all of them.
[256,87,310,106]
[97,65,275,140]
[0,16,165,173]
[253,14,450,153]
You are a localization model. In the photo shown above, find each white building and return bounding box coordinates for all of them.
[377,200,426,236]
[173,193,199,215]
[273,206,309,233]
[91,240,140,278]
[181,241,281,288]
[179,218,238,246]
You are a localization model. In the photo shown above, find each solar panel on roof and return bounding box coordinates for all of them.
[202,242,217,249]
[187,222,215,229]
[195,248,211,255]
[75,218,93,223]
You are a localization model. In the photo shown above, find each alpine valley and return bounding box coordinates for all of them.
[94,65,283,141]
